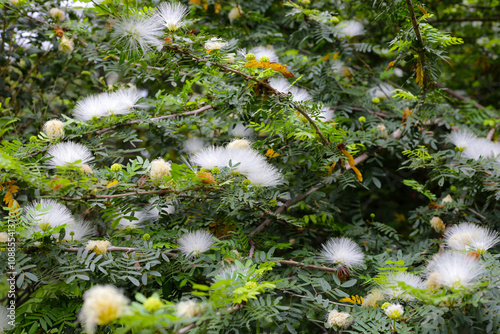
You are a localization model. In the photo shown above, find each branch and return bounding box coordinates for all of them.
[95,105,213,135]
[283,291,354,308]
[428,17,500,23]
[59,189,170,201]
[164,45,329,145]
[436,83,486,110]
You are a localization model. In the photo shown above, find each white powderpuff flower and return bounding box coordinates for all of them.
[335,20,365,38]
[227,139,251,150]
[393,68,404,77]
[319,237,364,271]
[447,130,477,151]
[426,251,485,289]
[458,137,500,160]
[191,146,283,187]
[43,119,65,141]
[288,86,312,102]
[24,199,74,237]
[269,78,292,94]
[249,46,279,63]
[176,300,202,318]
[0,305,13,333]
[73,88,147,121]
[45,141,94,170]
[228,6,242,23]
[117,211,149,228]
[63,218,95,241]
[184,137,205,154]
[149,158,172,181]
[49,8,65,21]
[112,16,163,52]
[381,272,425,302]
[384,303,404,319]
[231,124,253,138]
[326,309,353,329]
[362,289,384,307]
[444,223,499,254]
[154,2,189,32]
[204,37,228,51]
[41,40,54,51]
[0,232,9,243]
[178,230,215,257]
[86,240,112,255]
[213,264,250,281]
[79,285,128,333]
[368,83,395,100]
[58,35,74,54]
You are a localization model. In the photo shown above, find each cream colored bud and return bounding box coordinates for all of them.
[227,139,251,150]
[58,35,74,54]
[43,119,65,141]
[49,8,65,22]
[430,216,446,234]
[149,158,172,181]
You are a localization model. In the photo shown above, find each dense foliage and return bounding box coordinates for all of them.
[1,0,500,333]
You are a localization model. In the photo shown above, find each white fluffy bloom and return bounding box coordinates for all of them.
[227,139,251,150]
[24,199,74,237]
[444,223,499,254]
[393,68,404,77]
[319,237,364,271]
[228,6,242,23]
[43,119,65,140]
[326,310,353,329]
[178,230,215,257]
[149,158,171,181]
[0,232,8,243]
[73,88,147,121]
[368,83,394,100]
[249,46,279,63]
[381,272,425,301]
[268,78,311,102]
[183,137,205,153]
[63,218,95,241]
[191,146,283,187]
[79,285,128,333]
[0,305,13,333]
[86,240,112,255]
[154,2,189,31]
[58,35,74,54]
[204,37,228,51]
[45,142,94,170]
[176,300,201,318]
[213,264,250,281]
[384,303,404,319]
[448,130,500,160]
[447,130,478,151]
[231,124,253,137]
[49,8,65,21]
[335,20,365,38]
[112,16,163,52]
[117,203,160,228]
[319,106,334,121]
[426,251,485,289]
[288,86,312,102]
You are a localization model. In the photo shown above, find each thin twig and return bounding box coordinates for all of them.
[283,291,354,308]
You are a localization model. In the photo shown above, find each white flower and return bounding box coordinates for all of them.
[183,137,205,154]
[79,285,128,333]
[204,37,228,51]
[112,16,163,52]
[86,240,112,255]
[24,199,74,237]
[384,303,404,319]
[393,68,404,77]
[117,208,154,228]
[212,264,250,281]
[154,2,189,31]
[49,8,65,21]
[45,141,94,171]
[249,46,279,63]
[63,218,95,241]
[43,119,65,141]
[73,88,147,121]
[326,309,353,329]
[176,300,201,318]
[335,20,365,38]
[0,305,13,333]
[381,272,425,302]
[444,223,499,254]
[149,158,171,181]
[269,77,292,94]
[426,251,485,289]
[362,289,384,307]
[368,83,394,100]
[447,130,477,152]
[178,230,215,257]
[319,237,364,271]
[288,86,312,102]
[191,146,283,187]
[228,6,242,23]
[227,139,251,150]
[0,232,8,243]
[231,124,253,137]
[58,35,74,54]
